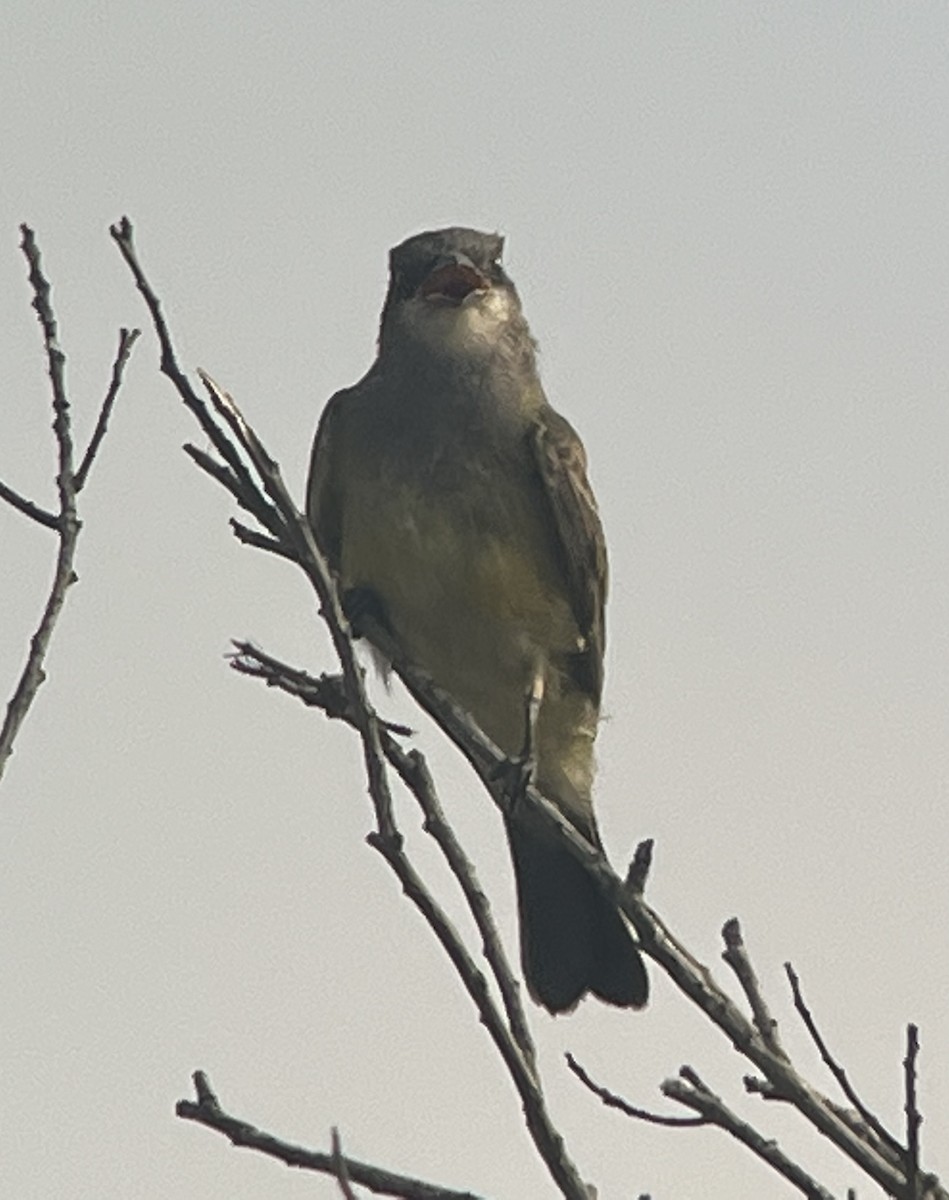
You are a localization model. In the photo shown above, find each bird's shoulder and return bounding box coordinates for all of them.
[315,365,382,435]
[306,376,377,563]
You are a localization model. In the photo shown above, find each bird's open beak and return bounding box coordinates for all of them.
[417,257,489,304]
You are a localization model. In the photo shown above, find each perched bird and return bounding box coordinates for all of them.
[307,227,647,1013]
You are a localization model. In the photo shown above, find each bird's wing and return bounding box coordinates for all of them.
[531,405,608,702]
[305,388,351,570]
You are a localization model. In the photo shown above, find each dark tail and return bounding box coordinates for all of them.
[507,821,649,1014]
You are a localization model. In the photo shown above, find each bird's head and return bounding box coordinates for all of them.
[378,227,531,365]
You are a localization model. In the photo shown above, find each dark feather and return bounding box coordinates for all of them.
[530,405,608,702]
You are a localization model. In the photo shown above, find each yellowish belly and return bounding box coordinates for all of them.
[341,479,577,737]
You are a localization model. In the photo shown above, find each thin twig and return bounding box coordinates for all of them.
[230,519,294,559]
[565,1053,704,1127]
[20,226,72,465]
[0,479,58,528]
[331,1128,360,1200]
[904,1024,921,1199]
[744,1075,907,1173]
[619,908,916,1194]
[364,822,592,1196]
[177,1072,484,1200]
[397,746,539,1078]
[74,327,140,490]
[0,517,78,785]
[109,218,284,541]
[785,962,901,1156]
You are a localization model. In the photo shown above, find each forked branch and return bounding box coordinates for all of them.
[1,226,139,785]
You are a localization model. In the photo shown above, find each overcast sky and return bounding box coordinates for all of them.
[2,4,947,1197]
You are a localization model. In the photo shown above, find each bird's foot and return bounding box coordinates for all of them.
[491,749,537,809]
[492,673,544,808]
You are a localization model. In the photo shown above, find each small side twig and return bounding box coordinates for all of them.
[230,519,294,559]
[565,1052,703,1128]
[229,643,411,735]
[331,1128,360,1200]
[785,962,900,1157]
[74,327,140,490]
[625,837,653,896]
[0,480,57,529]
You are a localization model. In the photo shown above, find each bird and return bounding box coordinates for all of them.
[306,226,647,1014]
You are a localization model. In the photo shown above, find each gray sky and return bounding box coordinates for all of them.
[2,4,947,1197]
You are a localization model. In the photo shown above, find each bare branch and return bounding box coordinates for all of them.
[0,524,78,785]
[331,1128,360,1200]
[1,227,137,785]
[721,918,786,1060]
[229,519,294,559]
[396,746,538,1075]
[664,1067,837,1200]
[784,962,901,1156]
[625,838,653,896]
[744,1074,908,1175]
[904,1024,921,1199]
[182,442,244,497]
[625,904,921,1195]
[19,225,73,483]
[176,1072,485,1200]
[108,218,284,542]
[227,654,557,1182]
[0,479,58,528]
[233,622,937,1197]
[565,1053,703,1128]
[229,640,531,1074]
[74,327,140,490]
[189,374,400,845]
[230,613,942,1197]
[229,640,536,1077]
[364,823,589,1197]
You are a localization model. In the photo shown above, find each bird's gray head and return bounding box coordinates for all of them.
[377,227,535,370]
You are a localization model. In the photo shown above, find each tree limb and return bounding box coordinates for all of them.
[177,1071,486,1200]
